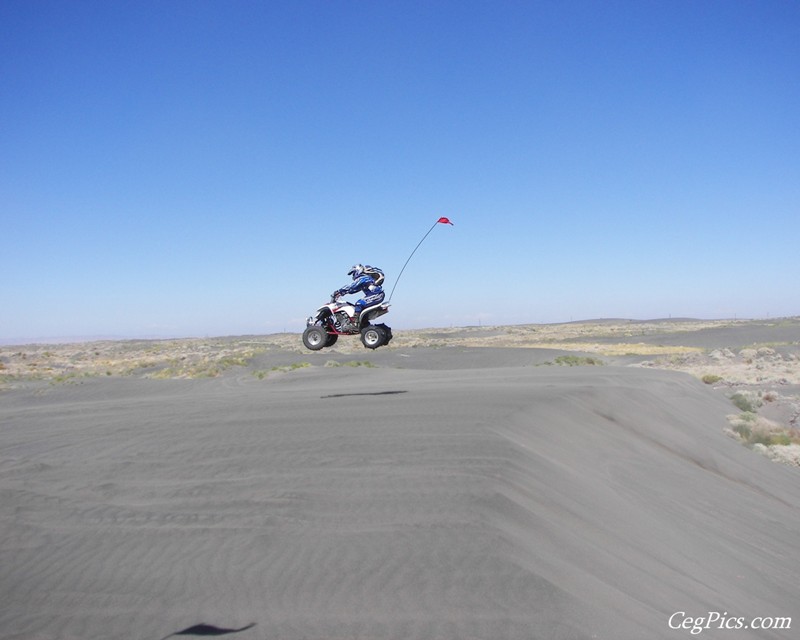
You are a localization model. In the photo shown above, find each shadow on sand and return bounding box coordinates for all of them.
[321,390,408,399]
[159,622,256,639]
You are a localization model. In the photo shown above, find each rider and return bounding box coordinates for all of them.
[332,264,385,329]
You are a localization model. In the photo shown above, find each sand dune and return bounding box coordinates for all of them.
[1,321,799,638]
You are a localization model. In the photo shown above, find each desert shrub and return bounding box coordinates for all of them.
[195,366,221,378]
[769,433,791,446]
[218,355,250,368]
[150,367,182,379]
[551,355,604,367]
[255,363,311,378]
[731,392,757,413]
[324,360,375,368]
[727,413,800,448]
[749,430,792,447]
[732,422,752,441]
[702,374,723,385]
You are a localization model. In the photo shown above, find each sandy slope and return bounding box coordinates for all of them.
[1,354,798,639]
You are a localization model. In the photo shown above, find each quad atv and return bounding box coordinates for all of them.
[302,295,392,350]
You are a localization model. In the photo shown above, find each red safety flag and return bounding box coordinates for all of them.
[437,217,454,225]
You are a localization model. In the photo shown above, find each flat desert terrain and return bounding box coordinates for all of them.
[1,318,799,639]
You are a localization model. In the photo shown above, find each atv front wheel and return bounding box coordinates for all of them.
[360,325,384,350]
[303,326,328,351]
[324,333,339,347]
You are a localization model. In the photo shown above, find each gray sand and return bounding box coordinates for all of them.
[1,345,799,639]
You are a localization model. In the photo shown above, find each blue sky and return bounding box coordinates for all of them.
[2,0,798,342]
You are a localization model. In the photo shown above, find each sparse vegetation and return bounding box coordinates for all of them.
[218,355,250,368]
[727,412,800,448]
[761,390,778,403]
[730,392,759,413]
[52,373,80,384]
[324,360,376,368]
[253,362,311,379]
[0,339,274,381]
[701,374,723,385]
[544,355,605,367]
[345,360,376,368]
[729,412,757,440]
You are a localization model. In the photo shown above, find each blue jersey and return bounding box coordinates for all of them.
[338,275,383,297]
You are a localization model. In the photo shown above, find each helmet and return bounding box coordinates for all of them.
[347,264,364,280]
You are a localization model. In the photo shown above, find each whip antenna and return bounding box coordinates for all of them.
[387,217,454,303]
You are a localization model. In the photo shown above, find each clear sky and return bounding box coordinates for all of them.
[2,0,798,342]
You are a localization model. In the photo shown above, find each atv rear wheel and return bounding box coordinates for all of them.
[376,323,393,345]
[360,325,384,350]
[303,326,328,351]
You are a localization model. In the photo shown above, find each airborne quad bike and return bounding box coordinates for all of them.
[302,295,393,351]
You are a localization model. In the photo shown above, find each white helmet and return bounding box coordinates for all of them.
[347,264,365,280]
